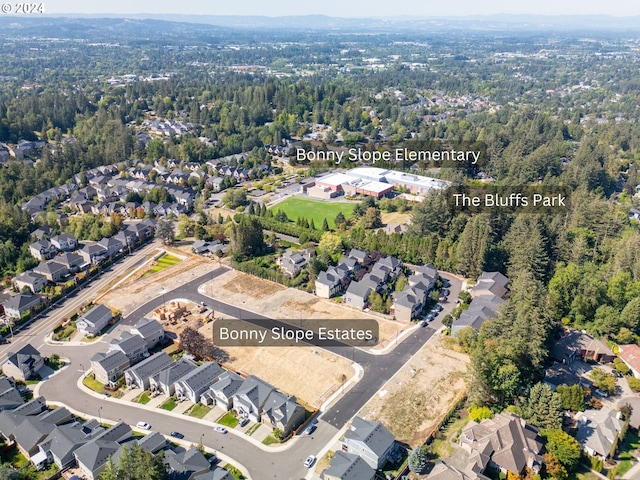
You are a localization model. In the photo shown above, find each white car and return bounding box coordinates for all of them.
[214,426,228,434]
[136,421,151,430]
[304,455,316,468]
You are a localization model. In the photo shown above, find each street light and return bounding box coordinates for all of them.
[200,433,205,447]
[98,406,103,424]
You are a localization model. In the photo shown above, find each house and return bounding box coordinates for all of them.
[124,352,173,389]
[129,318,164,349]
[261,391,305,435]
[550,330,616,365]
[206,176,224,192]
[29,240,57,261]
[114,229,138,249]
[202,371,245,410]
[316,268,348,298]
[97,237,124,257]
[79,243,109,265]
[618,344,640,378]
[2,344,44,381]
[192,468,233,480]
[57,252,86,273]
[427,452,491,480]
[133,430,168,454]
[451,295,505,336]
[49,233,78,252]
[575,407,624,460]
[76,305,113,336]
[344,279,377,310]
[277,249,313,278]
[150,358,198,396]
[459,412,544,475]
[90,351,130,386]
[175,362,224,403]
[30,226,52,240]
[321,451,375,480]
[471,271,509,298]
[348,249,368,264]
[74,422,132,480]
[232,375,276,423]
[383,223,407,235]
[165,446,211,480]
[543,363,582,391]
[393,287,425,322]
[33,261,69,283]
[375,256,402,280]
[0,377,24,411]
[108,332,148,364]
[13,271,48,294]
[342,416,396,469]
[3,294,42,319]
[37,419,103,469]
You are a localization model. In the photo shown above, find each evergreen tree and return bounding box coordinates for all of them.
[408,446,428,474]
[334,211,346,228]
[322,218,330,231]
[522,383,563,430]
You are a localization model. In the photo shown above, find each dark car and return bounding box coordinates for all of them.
[170,431,184,439]
[442,288,450,296]
[434,304,443,312]
[239,418,250,427]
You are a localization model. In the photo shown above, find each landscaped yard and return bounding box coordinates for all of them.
[144,253,182,277]
[245,423,261,436]
[186,403,211,419]
[52,321,77,341]
[223,464,245,480]
[616,429,640,476]
[82,374,105,393]
[159,397,177,411]
[134,392,151,404]
[270,196,356,228]
[567,464,601,480]
[261,434,280,446]
[217,411,239,428]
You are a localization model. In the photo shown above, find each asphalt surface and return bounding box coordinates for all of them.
[20,264,462,479]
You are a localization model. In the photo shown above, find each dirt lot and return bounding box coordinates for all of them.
[203,269,411,348]
[381,211,412,226]
[359,336,469,447]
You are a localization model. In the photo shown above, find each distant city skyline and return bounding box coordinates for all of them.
[44,0,640,18]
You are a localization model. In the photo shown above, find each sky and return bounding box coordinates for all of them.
[44,0,640,18]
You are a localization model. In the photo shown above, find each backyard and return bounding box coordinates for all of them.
[270,196,356,228]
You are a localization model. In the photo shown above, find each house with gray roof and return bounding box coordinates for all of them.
[130,318,164,349]
[2,344,44,381]
[375,256,401,280]
[392,287,426,322]
[342,416,396,469]
[575,407,624,460]
[97,237,124,257]
[0,377,24,411]
[57,252,86,273]
[150,358,198,396]
[193,468,233,480]
[348,249,368,263]
[79,243,108,265]
[75,439,121,480]
[277,249,313,278]
[261,391,305,436]
[321,451,375,480]
[29,240,57,261]
[165,446,211,480]
[175,362,224,403]
[202,371,245,410]
[316,268,348,298]
[109,332,148,364]
[33,261,69,283]
[77,304,113,336]
[471,271,508,298]
[344,278,377,310]
[13,271,48,294]
[3,294,42,319]
[232,375,276,423]
[451,298,504,336]
[91,350,131,385]
[50,233,78,252]
[114,229,138,249]
[124,352,173,389]
[37,419,102,469]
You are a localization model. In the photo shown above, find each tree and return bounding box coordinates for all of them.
[155,218,175,245]
[556,384,585,412]
[318,232,343,258]
[99,443,167,480]
[363,207,382,229]
[321,217,330,231]
[468,406,493,422]
[408,445,428,474]
[456,214,491,278]
[542,429,582,472]
[177,214,196,238]
[223,189,247,209]
[588,368,616,395]
[613,358,631,375]
[334,211,347,228]
[544,453,568,480]
[522,383,563,430]
[229,216,266,261]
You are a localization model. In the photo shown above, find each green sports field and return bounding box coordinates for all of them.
[271,196,356,228]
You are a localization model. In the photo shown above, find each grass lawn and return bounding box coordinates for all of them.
[52,321,77,341]
[144,253,181,277]
[135,392,151,404]
[432,413,470,459]
[262,435,280,446]
[82,374,105,393]
[217,411,239,428]
[186,404,211,419]
[271,196,356,228]
[159,398,177,411]
[616,429,640,476]
[567,464,601,480]
[223,464,245,480]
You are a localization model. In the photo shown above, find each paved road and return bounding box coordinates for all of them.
[28,265,462,479]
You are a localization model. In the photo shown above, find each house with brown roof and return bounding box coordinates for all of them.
[618,344,640,378]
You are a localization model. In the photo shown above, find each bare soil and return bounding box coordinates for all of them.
[359,336,469,447]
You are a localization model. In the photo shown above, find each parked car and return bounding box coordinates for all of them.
[303,424,316,435]
[442,288,450,296]
[239,418,250,427]
[425,313,435,322]
[304,455,316,468]
[439,296,448,302]
[170,431,184,439]
[420,320,427,327]
[595,389,609,398]
[136,421,151,430]
[433,304,443,312]
[214,426,228,434]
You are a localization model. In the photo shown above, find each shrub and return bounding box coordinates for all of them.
[469,406,494,422]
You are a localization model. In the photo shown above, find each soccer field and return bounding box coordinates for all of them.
[271,196,356,228]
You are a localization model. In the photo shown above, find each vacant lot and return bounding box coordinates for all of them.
[270,196,356,228]
[143,253,181,277]
[359,336,469,447]
[381,211,412,226]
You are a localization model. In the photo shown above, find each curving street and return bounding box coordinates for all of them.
[4,260,461,479]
